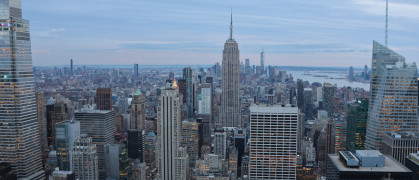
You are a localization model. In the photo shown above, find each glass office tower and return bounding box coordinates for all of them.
[365,41,418,150]
[0,0,44,178]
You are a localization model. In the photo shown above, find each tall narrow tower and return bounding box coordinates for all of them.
[0,0,44,178]
[70,59,74,76]
[220,12,241,127]
[260,50,265,74]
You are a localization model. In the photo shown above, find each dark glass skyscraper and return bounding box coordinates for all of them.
[220,13,241,127]
[0,0,44,178]
[183,67,193,118]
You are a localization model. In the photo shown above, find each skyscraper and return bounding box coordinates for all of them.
[70,59,74,76]
[249,104,298,179]
[323,83,335,117]
[46,98,68,148]
[96,88,112,110]
[182,119,200,165]
[131,89,146,130]
[346,99,368,152]
[0,0,44,178]
[70,135,99,180]
[157,88,188,180]
[260,50,265,74]
[183,67,194,118]
[36,92,48,156]
[365,41,418,150]
[134,63,139,79]
[75,109,116,179]
[245,58,250,74]
[56,120,80,171]
[214,130,227,159]
[220,13,241,127]
[297,79,304,109]
[348,66,354,81]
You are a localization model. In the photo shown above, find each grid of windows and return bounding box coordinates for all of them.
[249,105,298,179]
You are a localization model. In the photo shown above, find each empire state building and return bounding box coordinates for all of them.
[220,13,241,127]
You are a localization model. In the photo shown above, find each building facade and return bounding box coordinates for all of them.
[74,109,115,179]
[56,120,81,171]
[346,99,368,153]
[96,88,112,110]
[366,41,418,150]
[70,135,99,180]
[249,104,298,179]
[220,13,241,127]
[0,0,45,178]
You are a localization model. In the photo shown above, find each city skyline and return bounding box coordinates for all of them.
[24,0,419,67]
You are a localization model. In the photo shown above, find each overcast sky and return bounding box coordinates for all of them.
[24,0,419,67]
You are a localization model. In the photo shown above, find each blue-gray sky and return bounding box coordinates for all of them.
[24,0,419,67]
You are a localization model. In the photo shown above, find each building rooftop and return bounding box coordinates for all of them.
[329,154,411,173]
[356,150,383,158]
[249,104,298,114]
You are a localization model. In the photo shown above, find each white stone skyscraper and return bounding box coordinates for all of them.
[0,0,44,179]
[70,135,99,180]
[220,12,241,127]
[365,41,418,150]
[249,104,298,179]
[157,88,188,180]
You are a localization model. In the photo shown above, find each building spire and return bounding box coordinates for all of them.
[386,0,388,47]
[229,8,233,40]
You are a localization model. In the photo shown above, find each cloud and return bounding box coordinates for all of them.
[34,28,66,38]
[353,0,419,19]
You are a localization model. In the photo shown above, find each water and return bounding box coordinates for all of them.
[288,70,370,91]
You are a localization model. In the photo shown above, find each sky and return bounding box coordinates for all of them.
[23,0,419,67]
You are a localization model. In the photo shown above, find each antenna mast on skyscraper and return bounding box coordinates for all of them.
[386,0,388,47]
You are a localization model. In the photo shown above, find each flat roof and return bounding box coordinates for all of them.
[329,154,411,173]
[356,150,383,158]
[249,104,298,114]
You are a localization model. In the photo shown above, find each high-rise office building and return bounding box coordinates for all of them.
[346,99,368,152]
[323,83,335,117]
[131,89,146,130]
[297,79,304,109]
[70,59,74,76]
[47,98,69,148]
[220,13,241,127]
[36,92,48,156]
[157,88,187,180]
[196,83,212,115]
[260,50,265,74]
[303,88,313,120]
[134,63,139,79]
[96,88,112,110]
[245,58,250,74]
[56,120,80,171]
[249,104,298,179]
[348,66,354,81]
[366,41,418,150]
[75,109,115,179]
[105,144,124,179]
[214,130,227,159]
[70,135,99,180]
[127,129,145,161]
[183,67,194,118]
[182,119,200,165]
[382,132,419,165]
[0,1,44,178]
[363,65,369,80]
[333,118,347,153]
